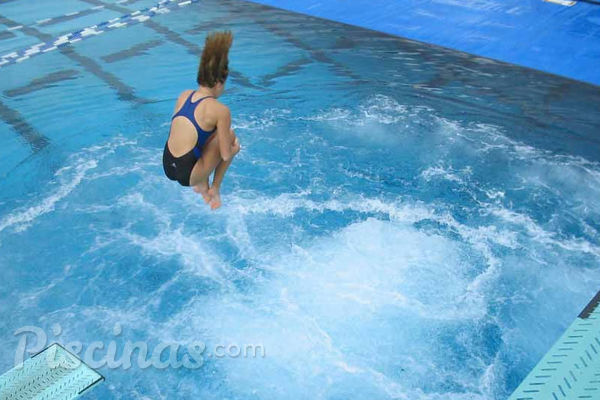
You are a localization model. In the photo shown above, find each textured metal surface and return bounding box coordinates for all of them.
[509,291,600,400]
[0,344,103,400]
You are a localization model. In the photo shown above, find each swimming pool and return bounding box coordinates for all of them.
[1,0,600,399]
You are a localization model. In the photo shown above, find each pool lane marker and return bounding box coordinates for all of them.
[0,0,199,68]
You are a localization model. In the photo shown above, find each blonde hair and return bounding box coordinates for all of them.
[197,31,233,87]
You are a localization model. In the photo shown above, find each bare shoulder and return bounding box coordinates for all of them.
[208,98,230,118]
[172,90,193,114]
[177,89,193,105]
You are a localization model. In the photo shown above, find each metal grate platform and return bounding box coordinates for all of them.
[509,291,600,400]
[0,343,104,400]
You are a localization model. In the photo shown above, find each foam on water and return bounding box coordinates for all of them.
[0,137,136,235]
[152,217,496,399]
[0,93,598,400]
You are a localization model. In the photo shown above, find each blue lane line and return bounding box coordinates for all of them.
[0,0,199,68]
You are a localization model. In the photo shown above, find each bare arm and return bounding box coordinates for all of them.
[216,105,239,161]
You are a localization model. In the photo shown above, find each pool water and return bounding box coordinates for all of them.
[1,0,600,399]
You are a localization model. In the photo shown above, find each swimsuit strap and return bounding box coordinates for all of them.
[172,91,217,133]
[172,91,218,160]
[173,91,215,117]
[190,93,217,135]
[190,92,215,104]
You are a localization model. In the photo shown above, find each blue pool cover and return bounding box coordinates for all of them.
[246,0,600,86]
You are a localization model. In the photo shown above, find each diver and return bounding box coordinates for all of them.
[163,31,240,210]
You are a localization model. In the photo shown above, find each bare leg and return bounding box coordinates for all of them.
[189,134,233,210]
[193,178,211,204]
[207,157,233,210]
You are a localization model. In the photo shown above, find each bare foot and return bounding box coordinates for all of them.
[193,181,211,204]
[208,187,221,210]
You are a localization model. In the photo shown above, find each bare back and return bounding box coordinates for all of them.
[167,90,220,157]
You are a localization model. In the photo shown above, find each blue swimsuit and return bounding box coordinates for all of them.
[163,92,216,186]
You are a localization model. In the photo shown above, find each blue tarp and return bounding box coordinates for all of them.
[245,0,600,86]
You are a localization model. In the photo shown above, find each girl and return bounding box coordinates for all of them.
[163,31,240,210]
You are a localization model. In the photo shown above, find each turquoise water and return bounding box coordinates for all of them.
[1,0,600,399]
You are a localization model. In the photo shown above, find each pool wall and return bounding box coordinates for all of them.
[244,0,600,86]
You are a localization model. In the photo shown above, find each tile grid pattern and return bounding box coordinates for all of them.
[0,0,218,155]
[0,0,356,158]
[0,0,199,68]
